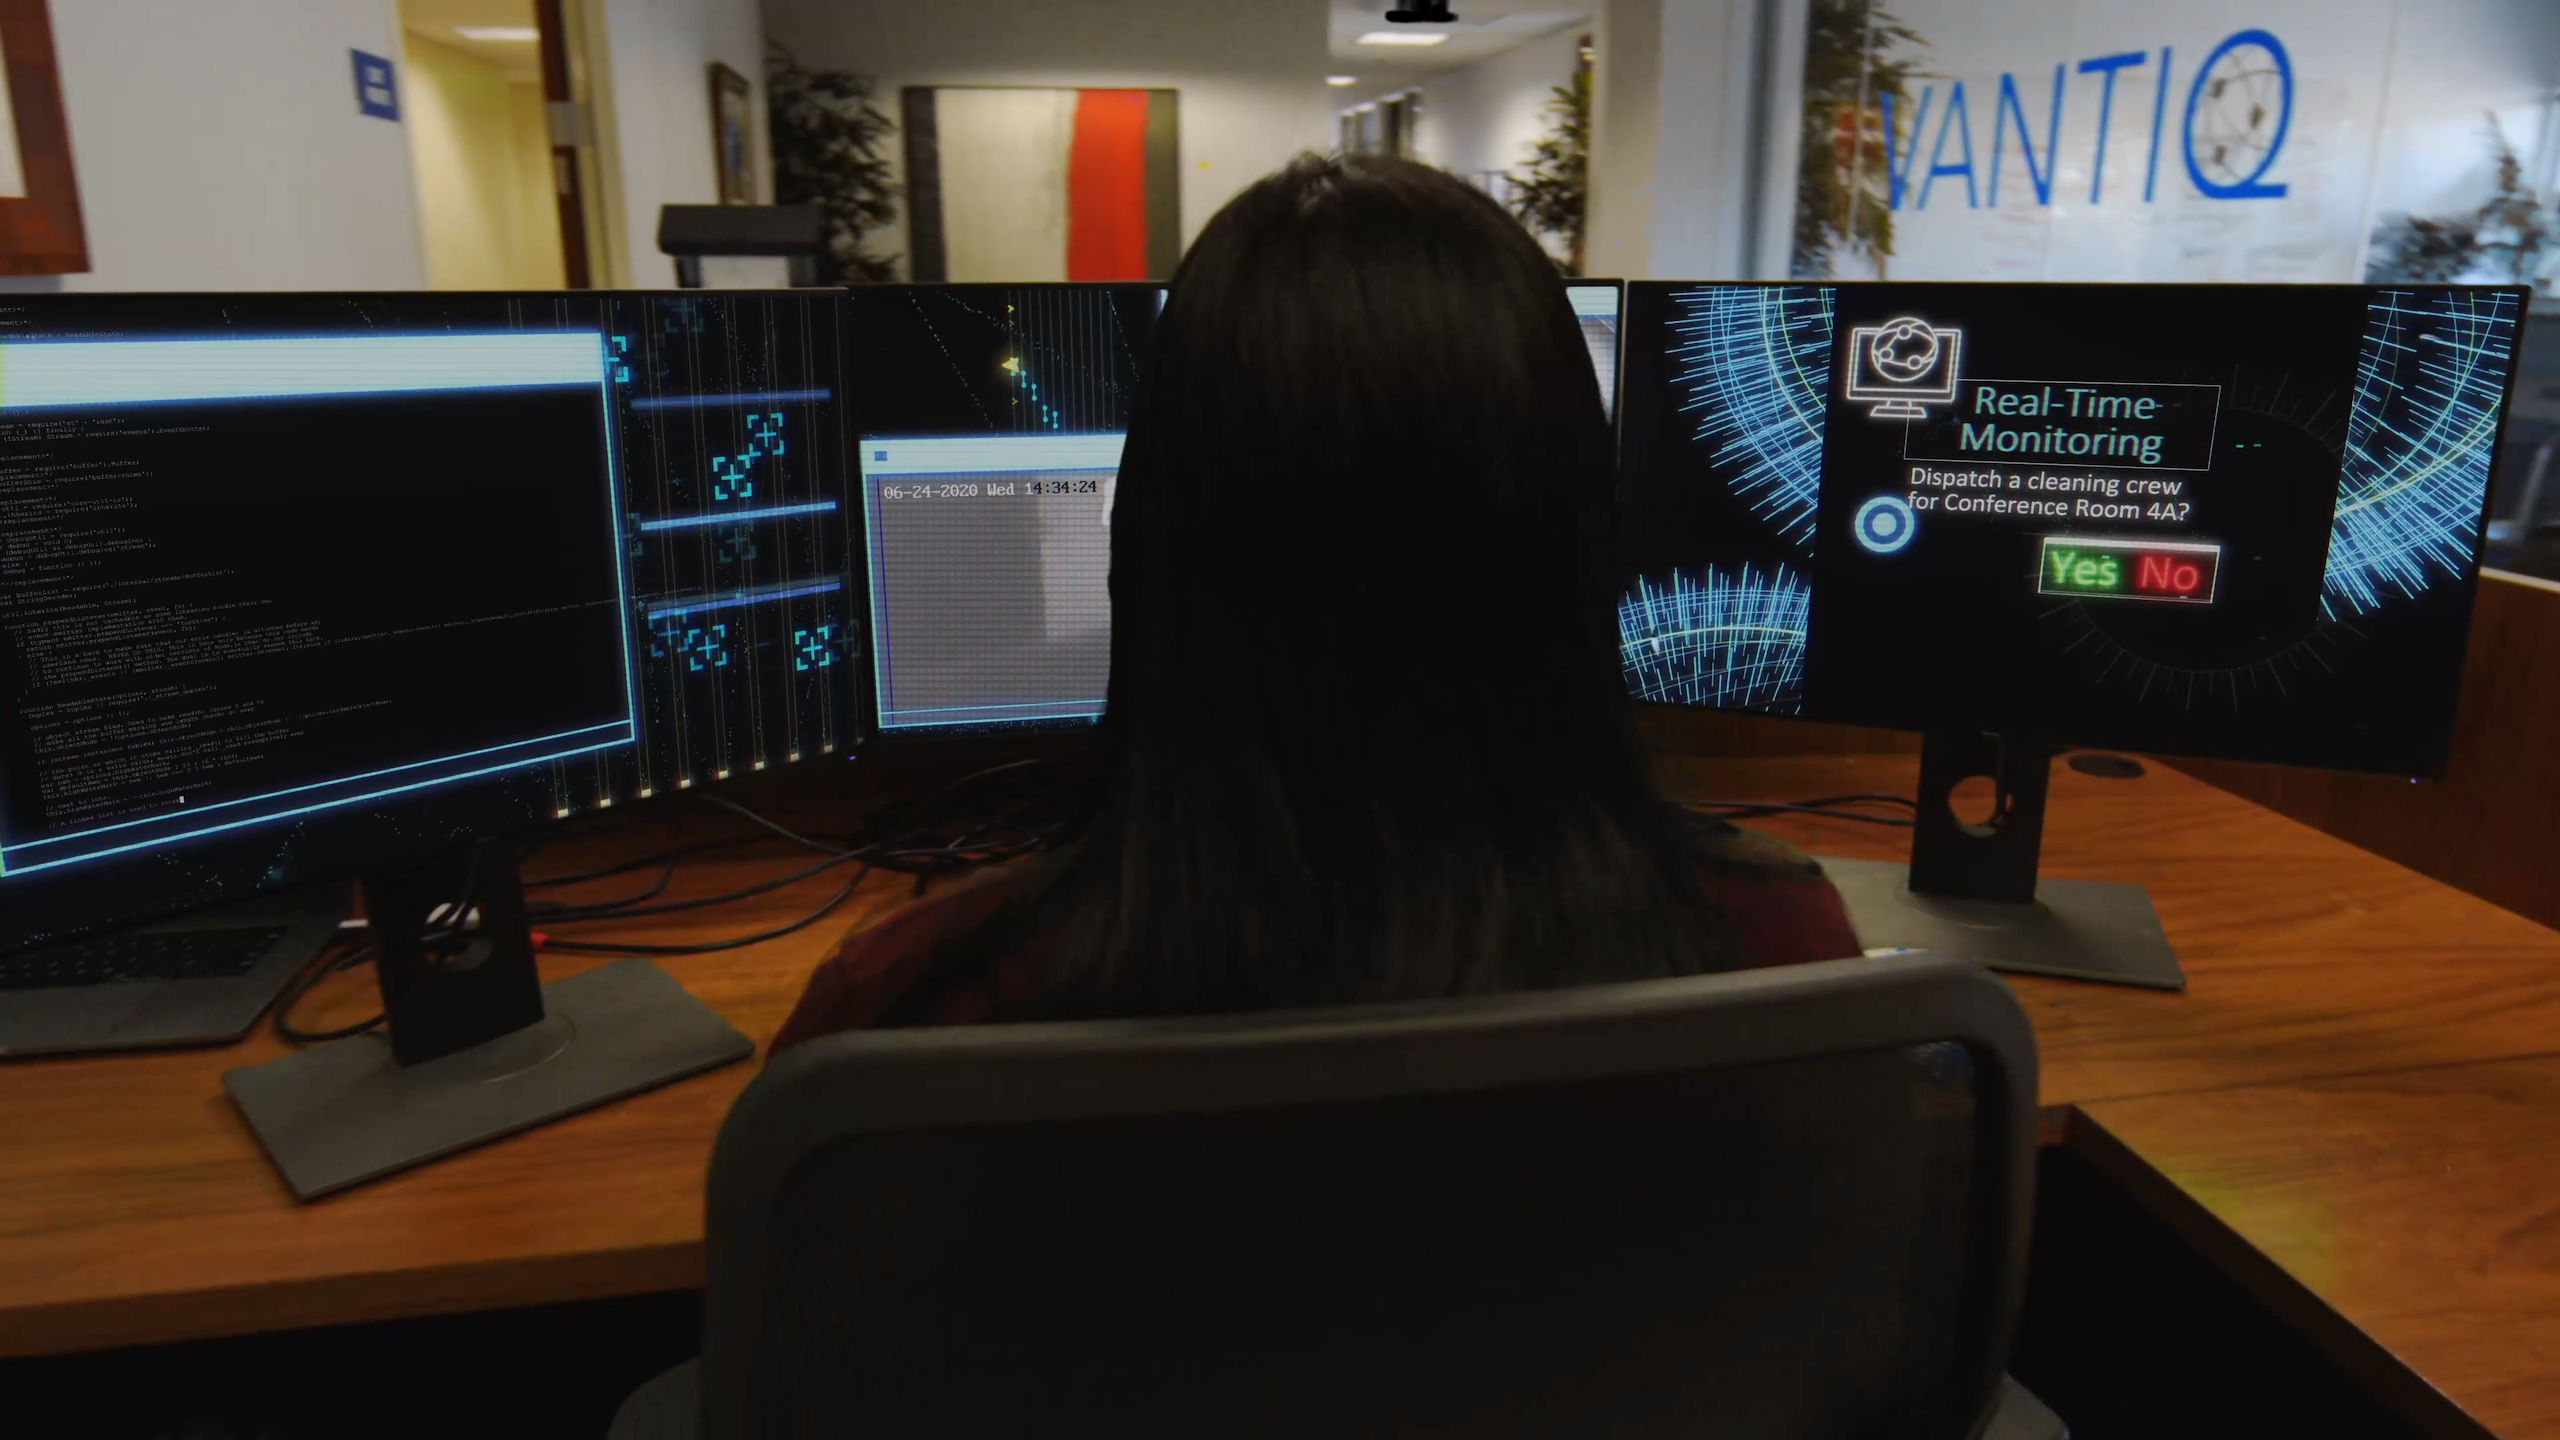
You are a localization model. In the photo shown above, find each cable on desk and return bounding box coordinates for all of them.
[541,865,874,956]
[1683,793,1919,828]
[272,935,383,1045]
[524,834,766,890]
[539,847,868,923]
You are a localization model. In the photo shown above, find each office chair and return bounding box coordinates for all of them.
[614,953,2066,1438]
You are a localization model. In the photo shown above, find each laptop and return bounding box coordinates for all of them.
[0,887,347,1058]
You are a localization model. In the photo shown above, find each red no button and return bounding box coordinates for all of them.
[2036,536,2222,605]
[2133,550,2210,598]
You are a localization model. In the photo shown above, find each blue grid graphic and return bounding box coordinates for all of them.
[1670,286,1836,549]
[2323,289,2519,617]
[794,624,836,672]
[1618,565,1811,714]
[710,412,784,501]
[654,619,732,672]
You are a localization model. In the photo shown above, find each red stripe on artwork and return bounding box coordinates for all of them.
[1067,89,1150,281]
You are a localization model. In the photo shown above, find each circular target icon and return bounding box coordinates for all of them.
[1853,493,1916,555]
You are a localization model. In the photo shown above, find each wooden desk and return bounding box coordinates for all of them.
[2074,1062,2560,1440]
[1667,755,2560,1106]
[6,755,2560,1435]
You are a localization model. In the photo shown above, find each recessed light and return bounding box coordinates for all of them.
[1327,75,1357,86]
[454,25,540,41]
[1358,31,1450,46]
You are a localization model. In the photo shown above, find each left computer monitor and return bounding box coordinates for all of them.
[0,291,863,953]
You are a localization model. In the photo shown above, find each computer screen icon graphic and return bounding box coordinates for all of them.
[1844,316,1963,419]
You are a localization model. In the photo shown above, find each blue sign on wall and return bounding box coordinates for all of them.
[1878,28,2297,213]
[352,50,398,121]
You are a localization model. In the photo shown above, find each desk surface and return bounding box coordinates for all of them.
[5,755,2559,1434]
[2078,1059,2560,1440]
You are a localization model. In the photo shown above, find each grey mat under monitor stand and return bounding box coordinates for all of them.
[1821,855,2186,991]
[225,959,754,1201]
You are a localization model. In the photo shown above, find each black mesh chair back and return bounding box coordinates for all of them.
[698,953,2039,1438]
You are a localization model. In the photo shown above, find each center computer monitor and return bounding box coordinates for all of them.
[846,283,1163,735]
[1616,281,2528,987]
[851,280,1619,738]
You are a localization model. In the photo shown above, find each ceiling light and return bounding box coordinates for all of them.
[1326,75,1357,86]
[1358,31,1450,46]
[454,25,540,41]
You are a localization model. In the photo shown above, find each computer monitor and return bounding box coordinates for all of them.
[1617,282,2527,987]
[0,291,862,954]
[846,283,1163,735]
[0,291,892,1190]
[851,280,1616,738]
[1568,281,1623,421]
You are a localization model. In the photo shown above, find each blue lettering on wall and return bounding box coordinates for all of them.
[1991,65,2065,207]
[2076,51,2146,203]
[1921,80,1979,209]
[2181,29,2293,199]
[1880,30,2289,212]
[1881,88,1932,211]
[2144,45,2175,202]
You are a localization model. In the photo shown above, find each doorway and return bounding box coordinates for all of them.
[397,0,591,288]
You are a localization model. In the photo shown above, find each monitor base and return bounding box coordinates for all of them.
[1819,855,2186,991]
[225,958,753,1201]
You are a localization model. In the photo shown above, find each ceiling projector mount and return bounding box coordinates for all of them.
[1385,2,1459,20]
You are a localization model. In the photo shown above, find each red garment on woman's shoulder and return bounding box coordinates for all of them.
[769,829,1862,1055]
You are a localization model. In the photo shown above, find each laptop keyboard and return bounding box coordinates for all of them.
[0,926,288,992]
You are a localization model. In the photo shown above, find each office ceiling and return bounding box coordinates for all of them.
[1326,0,1589,80]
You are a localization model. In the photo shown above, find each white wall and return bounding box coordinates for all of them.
[585,0,771,287]
[761,0,1337,277]
[17,0,426,291]
[1643,0,1768,278]
[1408,26,1586,187]
[1584,0,1665,280]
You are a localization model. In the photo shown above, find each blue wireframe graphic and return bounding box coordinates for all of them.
[2322,289,2519,617]
[1670,286,1836,549]
[710,412,784,501]
[1618,565,1811,713]
[610,334,631,383]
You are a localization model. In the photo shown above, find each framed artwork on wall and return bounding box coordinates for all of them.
[0,0,85,274]
[901,87,1180,282]
[710,62,754,205]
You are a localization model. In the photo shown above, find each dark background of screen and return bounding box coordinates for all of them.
[843,284,1161,438]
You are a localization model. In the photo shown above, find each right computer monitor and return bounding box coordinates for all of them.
[1617,283,2527,777]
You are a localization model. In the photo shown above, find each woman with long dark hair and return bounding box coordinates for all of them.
[774,154,1854,1043]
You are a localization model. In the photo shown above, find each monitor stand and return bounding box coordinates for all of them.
[225,840,755,1201]
[1817,732,2186,991]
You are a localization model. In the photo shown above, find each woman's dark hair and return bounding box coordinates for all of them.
[984,152,1734,1018]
